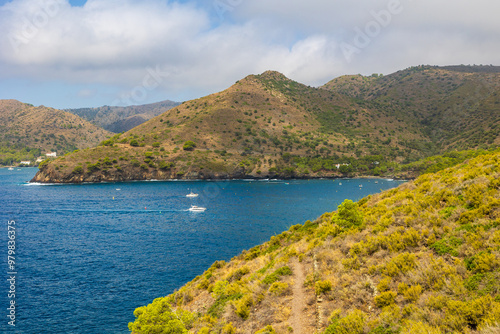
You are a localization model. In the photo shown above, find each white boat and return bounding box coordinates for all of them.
[8,167,14,171]
[186,191,199,198]
[188,205,206,212]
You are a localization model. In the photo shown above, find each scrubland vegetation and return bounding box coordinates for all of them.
[30,65,500,181]
[129,150,500,333]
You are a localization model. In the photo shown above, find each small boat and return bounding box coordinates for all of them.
[189,205,206,212]
[8,167,14,171]
[359,184,363,188]
[338,182,342,186]
[186,191,199,198]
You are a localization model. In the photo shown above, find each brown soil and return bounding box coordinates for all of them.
[290,257,309,334]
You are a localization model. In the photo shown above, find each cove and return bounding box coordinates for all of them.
[0,168,405,333]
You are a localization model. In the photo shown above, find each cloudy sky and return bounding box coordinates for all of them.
[0,0,499,109]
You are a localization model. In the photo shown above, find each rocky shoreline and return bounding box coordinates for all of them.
[30,163,413,184]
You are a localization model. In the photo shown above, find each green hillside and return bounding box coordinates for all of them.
[0,99,112,166]
[321,65,500,152]
[30,65,499,183]
[129,150,500,334]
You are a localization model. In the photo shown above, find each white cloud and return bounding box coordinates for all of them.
[0,0,499,107]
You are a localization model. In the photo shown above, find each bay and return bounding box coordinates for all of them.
[0,168,405,333]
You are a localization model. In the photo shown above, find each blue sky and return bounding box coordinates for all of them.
[0,0,499,109]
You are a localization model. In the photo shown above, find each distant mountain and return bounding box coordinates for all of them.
[31,66,500,183]
[0,99,112,165]
[321,65,500,151]
[66,100,180,133]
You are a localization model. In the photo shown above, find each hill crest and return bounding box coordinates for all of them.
[30,66,500,183]
[65,99,180,133]
[0,99,112,165]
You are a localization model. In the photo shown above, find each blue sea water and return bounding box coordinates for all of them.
[0,168,405,333]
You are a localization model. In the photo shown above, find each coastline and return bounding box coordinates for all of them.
[29,169,413,184]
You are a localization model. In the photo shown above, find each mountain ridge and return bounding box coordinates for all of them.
[0,99,112,165]
[30,65,500,183]
[65,99,181,133]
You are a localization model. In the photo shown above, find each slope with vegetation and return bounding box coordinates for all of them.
[66,100,180,133]
[0,99,111,165]
[321,65,500,153]
[129,150,500,334]
[29,66,500,183]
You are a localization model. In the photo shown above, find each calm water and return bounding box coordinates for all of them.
[0,168,404,333]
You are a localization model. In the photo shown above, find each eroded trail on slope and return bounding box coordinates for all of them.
[290,257,308,334]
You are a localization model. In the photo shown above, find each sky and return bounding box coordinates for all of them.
[0,0,499,109]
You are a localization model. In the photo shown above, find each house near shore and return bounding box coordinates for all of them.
[46,152,57,157]
[36,157,45,163]
[20,161,31,165]
[335,163,351,169]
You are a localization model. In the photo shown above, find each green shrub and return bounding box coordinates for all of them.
[158,161,174,170]
[325,309,365,334]
[183,141,196,151]
[374,291,397,308]
[466,252,499,273]
[103,157,113,166]
[72,165,83,174]
[269,282,289,295]
[400,321,441,334]
[86,162,100,172]
[430,237,461,257]
[402,285,422,302]
[262,266,292,285]
[315,280,333,295]
[334,199,363,228]
[228,266,250,282]
[208,292,243,318]
[234,295,253,319]
[221,323,236,334]
[255,325,277,334]
[446,295,499,330]
[244,247,260,260]
[381,253,417,277]
[130,139,139,147]
[128,298,194,334]
[377,277,391,292]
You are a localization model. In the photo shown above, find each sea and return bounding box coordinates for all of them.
[0,168,405,333]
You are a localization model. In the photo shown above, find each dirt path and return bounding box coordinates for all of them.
[290,257,307,334]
